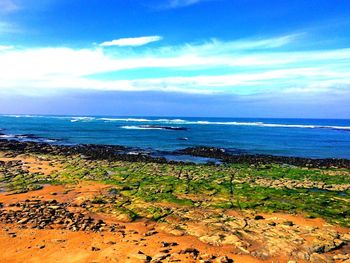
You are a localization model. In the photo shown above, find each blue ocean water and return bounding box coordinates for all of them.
[0,115,349,159]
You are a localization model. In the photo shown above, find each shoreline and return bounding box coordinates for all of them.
[1,139,350,169]
[0,138,350,262]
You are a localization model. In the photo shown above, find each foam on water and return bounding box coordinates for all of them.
[104,118,350,131]
[0,134,15,138]
[0,133,57,143]
[71,117,96,122]
[121,125,164,130]
[4,115,350,131]
[183,121,350,131]
[113,119,350,131]
[101,118,153,122]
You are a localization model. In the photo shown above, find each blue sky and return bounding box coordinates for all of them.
[0,0,349,117]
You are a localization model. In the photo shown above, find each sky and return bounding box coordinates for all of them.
[0,0,349,118]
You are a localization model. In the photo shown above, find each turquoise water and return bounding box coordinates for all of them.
[0,115,349,159]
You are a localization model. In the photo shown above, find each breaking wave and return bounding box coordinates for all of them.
[1,115,349,131]
[0,133,58,143]
[70,117,96,122]
[115,119,350,131]
[181,121,350,131]
[121,125,164,130]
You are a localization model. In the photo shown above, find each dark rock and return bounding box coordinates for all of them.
[0,199,124,233]
[180,248,200,257]
[178,146,350,169]
[1,140,349,168]
[145,230,158,236]
[215,256,234,263]
[161,241,171,247]
[283,221,294,226]
[134,251,152,261]
[152,252,171,262]
[108,188,119,196]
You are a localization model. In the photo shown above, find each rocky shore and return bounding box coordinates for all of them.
[0,186,238,263]
[0,139,349,262]
[1,139,350,168]
[179,146,350,169]
[0,139,169,163]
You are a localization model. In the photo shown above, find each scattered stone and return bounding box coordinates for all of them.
[151,252,170,262]
[133,251,152,262]
[0,199,122,233]
[145,230,158,236]
[200,254,216,261]
[161,241,171,247]
[160,241,177,247]
[341,233,350,242]
[333,254,350,260]
[179,248,200,258]
[52,239,66,243]
[283,221,294,226]
[215,256,234,263]
[18,218,30,224]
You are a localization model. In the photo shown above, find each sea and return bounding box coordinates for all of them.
[0,115,350,159]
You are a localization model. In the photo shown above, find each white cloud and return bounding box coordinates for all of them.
[0,35,349,96]
[162,0,212,9]
[158,34,300,56]
[0,45,13,51]
[100,36,163,47]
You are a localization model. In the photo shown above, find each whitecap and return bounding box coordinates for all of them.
[121,125,164,130]
[101,118,152,122]
[182,121,350,131]
[0,134,15,138]
[70,117,96,122]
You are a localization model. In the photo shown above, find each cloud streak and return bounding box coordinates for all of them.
[100,36,163,47]
[0,21,18,34]
[0,34,349,98]
[0,45,13,51]
[161,0,212,9]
